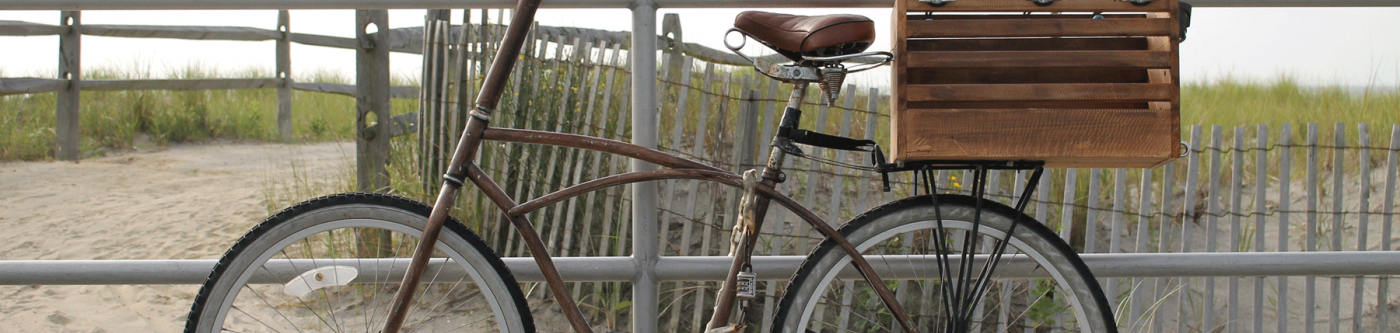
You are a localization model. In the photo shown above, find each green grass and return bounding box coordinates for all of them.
[0,64,417,161]
[1183,76,1399,129]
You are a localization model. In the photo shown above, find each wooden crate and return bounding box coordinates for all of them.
[890,0,1181,168]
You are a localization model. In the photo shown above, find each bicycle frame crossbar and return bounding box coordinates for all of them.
[5,252,1400,285]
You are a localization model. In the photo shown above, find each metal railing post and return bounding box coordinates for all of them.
[630,0,659,332]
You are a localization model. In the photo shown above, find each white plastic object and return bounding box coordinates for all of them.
[283,265,359,300]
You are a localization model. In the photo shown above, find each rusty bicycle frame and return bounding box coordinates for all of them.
[378,0,918,332]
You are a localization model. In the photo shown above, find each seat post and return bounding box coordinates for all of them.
[773,81,809,144]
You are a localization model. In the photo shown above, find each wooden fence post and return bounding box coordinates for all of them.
[56,11,81,161]
[276,10,292,141]
[661,13,683,83]
[356,10,391,192]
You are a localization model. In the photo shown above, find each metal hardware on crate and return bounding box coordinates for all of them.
[1124,0,1156,5]
[920,0,954,6]
[1028,0,1057,6]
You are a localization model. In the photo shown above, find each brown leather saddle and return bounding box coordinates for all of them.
[733,11,875,62]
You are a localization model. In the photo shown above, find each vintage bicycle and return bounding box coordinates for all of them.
[184,1,1122,332]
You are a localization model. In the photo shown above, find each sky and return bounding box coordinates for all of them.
[1,7,1398,89]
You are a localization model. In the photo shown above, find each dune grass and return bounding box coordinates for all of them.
[1183,75,1399,142]
[0,64,417,161]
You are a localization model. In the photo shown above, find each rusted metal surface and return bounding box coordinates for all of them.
[466,164,595,333]
[483,127,723,173]
[507,168,741,217]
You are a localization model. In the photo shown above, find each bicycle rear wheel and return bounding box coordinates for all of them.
[772,194,1115,333]
[186,193,533,333]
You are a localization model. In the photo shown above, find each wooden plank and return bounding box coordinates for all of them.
[904,0,1171,12]
[1204,125,1223,331]
[1084,168,1102,253]
[1254,124,1269,333]
[564,41,606,302]
[56,11,81,161]
[1178,125,1202,333]
[0,20,63,36]
[1105,168,1127,311]
[719,77,752,255]
[355,10,391,192]
[1380,124,1400,333]
[904,83,1174,102]
[907,50,1170,69]
[577,43,622,310]
[515,33,563,256]
[907,100,1148,109]
[276,10,292,141]
[658,55,694,258]
[1228,126,1245,333]
[659,55,695,331]
[1278,123,1294,333]
[1353,123,1371,332]
[506,32,554,256]
[1306,123,1319,333]
[894,109,1176,168]
[679,63,717,330]
[908,68,1149,85]
[1060,168,1078,242]
[890,2,908,162]
[600,49,634,259]
[908,37,1148,52]
[728,86,759,252]
[561,41,605,258]
[1330,122,1345,333]
[541,37,584,254]
[905,18,1173,38]
[1153,159,1176,333]
[1129,167,1153,330]
[909,13,1149,20]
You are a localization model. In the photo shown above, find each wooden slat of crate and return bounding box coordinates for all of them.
[910,37,1149,51]
[909,68,1149,85]
[906,83,1175,102]
[908,50,1172,68]
[896,109,1178,167]
[904,0,1170,12]
[906,18,1173,38]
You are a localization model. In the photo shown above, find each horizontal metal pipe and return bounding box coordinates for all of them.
[0,0,1394,10]
[3,251,1398,285]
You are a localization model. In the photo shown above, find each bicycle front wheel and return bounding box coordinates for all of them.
[772,194,1115,333]
[186,193,534,333]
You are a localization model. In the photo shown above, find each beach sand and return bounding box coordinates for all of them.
[0,141,352,332]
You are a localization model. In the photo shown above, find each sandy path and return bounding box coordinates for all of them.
[0,141,352,332]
